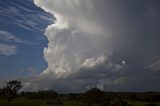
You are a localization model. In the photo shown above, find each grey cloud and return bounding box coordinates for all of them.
[25,0,160,92]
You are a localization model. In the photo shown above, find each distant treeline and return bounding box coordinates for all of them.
[103,91,160,102]
[1,89,160,102]
[19,92,160,101]
[0,80,160,106]
[1,88,160,101]
[20,90,58,100]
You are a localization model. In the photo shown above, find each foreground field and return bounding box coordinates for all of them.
[0,98,160,106]
[0,98,81,106]
[129,101,160,106]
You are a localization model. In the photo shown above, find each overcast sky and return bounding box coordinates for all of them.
[0,0,160,93]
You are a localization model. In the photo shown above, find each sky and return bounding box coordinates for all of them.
[0,0,53,78]
[0,0,160,93]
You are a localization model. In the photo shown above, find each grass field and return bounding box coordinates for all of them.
[128,101,160,106]
[0,98,82,106]
[0,98,160,106]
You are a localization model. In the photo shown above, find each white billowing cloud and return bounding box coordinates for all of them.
[82,56,126,72]
[34,0,110,37]
[34,0,115,78]
[82,55,106,68]
[0,43,17,56]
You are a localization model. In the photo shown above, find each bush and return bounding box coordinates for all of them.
[146,103,157,106]
[83,88,106,106]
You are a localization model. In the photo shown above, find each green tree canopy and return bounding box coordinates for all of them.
[3,80,22,102]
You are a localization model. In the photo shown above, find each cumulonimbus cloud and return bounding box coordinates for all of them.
[30,0,160,92]
[34,0,119,78]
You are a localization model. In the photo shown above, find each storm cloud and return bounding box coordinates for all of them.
[24,0,160,92]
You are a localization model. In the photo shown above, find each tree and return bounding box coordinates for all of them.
[0,88,2,97]
[83,87,106,106]
[38,90,58,100]
[3,80,22,102]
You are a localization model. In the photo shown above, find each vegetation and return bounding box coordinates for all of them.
[1,80,22,102]
[82,87,107,106]
[0,80,160,106]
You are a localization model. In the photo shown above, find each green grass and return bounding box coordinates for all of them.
[128,101,160,106]
[0,98,160,106]
[0,98,81,106]
[63,100,82,106]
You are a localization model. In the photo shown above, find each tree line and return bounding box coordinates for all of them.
[0,80,160,106]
